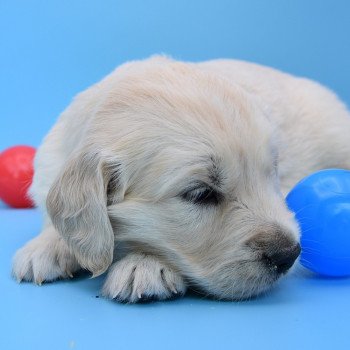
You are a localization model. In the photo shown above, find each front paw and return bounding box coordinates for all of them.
[12,232,80,284]
[102,253,186,303]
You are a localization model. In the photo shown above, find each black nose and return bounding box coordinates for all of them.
[247,230,301,275]
[263,243,301,274]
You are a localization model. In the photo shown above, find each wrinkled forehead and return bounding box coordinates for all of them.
[102,65,276,195]
[128,122,275,200]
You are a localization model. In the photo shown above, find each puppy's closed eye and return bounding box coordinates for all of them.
[181,185,222,206]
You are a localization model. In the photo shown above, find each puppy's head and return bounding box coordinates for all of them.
[47,57,300,299]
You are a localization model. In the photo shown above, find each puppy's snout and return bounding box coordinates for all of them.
[263,243,301,274]
[247,230,301,274]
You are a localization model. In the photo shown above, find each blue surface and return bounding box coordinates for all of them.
[1,1,350,349]
[1,207,350,349]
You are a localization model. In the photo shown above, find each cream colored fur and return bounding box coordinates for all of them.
[12,56,350,302]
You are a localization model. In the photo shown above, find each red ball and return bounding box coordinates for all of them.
[0,145,36,208]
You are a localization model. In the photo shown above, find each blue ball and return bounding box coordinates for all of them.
[286,169,350,277]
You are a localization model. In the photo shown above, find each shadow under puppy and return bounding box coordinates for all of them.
[12,56,350,302]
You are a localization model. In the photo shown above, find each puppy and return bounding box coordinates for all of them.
[12,56,350,302]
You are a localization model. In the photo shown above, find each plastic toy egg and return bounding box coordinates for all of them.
[286,169,350,277]
[0,145,36,208]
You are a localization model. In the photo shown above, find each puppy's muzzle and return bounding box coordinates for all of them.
[247,230,301,275]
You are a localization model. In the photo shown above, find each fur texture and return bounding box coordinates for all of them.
[12,56,350,302]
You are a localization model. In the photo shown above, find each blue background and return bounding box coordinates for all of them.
[1,0,350,150]
[1,1,350,349]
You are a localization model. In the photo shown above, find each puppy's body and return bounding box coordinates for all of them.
[13,57,350,302]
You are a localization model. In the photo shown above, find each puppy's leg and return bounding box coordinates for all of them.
[12,222,80,284]
[102,253,186,302]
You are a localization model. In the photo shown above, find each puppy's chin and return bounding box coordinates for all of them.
[190,263,290,301]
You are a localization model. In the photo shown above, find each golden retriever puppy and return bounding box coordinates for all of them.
[12,56,350,302]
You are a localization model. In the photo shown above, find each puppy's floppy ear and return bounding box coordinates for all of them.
[46,149,120,276]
